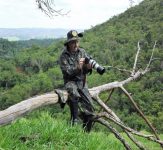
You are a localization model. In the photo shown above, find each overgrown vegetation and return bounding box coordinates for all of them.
[0,0,163,148]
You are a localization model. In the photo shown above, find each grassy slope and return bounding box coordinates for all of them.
[0,111,162,150]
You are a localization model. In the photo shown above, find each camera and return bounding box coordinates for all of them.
[85,56,105,75]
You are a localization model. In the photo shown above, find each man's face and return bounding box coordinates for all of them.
[68,40,79,52]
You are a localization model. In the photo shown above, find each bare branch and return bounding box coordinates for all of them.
[131,41,141,76]
[36,0,70,17]
[104,65,132,74]
[98,112,153,138]
[125,132,146,150]
[145,41,157,71]
[97,112,163,146]
[90,70,146,96]
[94,95,148,149]
[96,118,132,150]
[98,88,115,112]
[93,95,120,121]
[120,86,160,141]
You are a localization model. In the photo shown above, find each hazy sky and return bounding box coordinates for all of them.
[0,0,143,29]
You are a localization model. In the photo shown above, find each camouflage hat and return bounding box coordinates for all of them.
[64,30,83,45]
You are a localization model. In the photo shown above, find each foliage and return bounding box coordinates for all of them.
[0,0,162,134]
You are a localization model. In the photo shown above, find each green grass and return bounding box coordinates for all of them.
[0,111,162,150]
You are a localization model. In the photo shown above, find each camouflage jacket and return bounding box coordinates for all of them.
[59,47,91,84]
[59,47,94,111]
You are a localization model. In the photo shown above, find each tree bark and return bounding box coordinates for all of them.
[0,92,67,126]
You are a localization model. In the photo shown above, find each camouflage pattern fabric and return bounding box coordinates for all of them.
[55,89,67,108]
[59,48,91,84]
[59,47,94,112]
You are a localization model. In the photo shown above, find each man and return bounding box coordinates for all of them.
[59,30,94,132]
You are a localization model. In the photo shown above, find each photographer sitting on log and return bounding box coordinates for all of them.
[59,30,105,132]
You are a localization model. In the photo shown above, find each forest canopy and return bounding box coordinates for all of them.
[0,0,162,133]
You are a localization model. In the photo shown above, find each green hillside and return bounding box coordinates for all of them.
[81,0,163,66]
[0,0,163,149]
[0,111,162,150]
[80,0,163,131]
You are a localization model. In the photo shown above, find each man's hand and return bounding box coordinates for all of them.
[86,64,92,69]
[79,58,85,69]
[78,58,92,70]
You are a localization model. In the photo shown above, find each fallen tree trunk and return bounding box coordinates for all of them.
[0,69,147,126]
[0,67,146,126]
[0,92,67,126]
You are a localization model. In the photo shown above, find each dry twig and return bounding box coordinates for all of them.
[36,0,70,17]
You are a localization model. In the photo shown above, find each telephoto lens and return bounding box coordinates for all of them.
[85,56,105,75]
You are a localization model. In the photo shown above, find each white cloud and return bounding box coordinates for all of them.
[0,0,143,29]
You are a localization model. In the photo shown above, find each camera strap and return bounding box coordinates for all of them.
[83,75,86,88]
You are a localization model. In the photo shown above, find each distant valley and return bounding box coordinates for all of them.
[0,28,83,41]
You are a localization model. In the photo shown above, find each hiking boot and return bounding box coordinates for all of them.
[73,119,78,125]
[70,119,78,126]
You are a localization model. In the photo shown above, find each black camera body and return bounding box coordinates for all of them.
[85,56,105,75]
